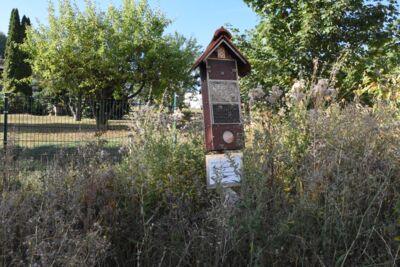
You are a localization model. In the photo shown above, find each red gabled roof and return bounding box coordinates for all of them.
[192,27,251,77]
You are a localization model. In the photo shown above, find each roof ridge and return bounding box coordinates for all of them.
[212,27,232,41]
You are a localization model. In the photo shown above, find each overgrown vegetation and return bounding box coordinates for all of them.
[1,98,399,266]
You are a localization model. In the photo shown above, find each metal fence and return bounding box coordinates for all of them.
[1,93,137,158]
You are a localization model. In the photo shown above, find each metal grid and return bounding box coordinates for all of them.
[1,94,136,155]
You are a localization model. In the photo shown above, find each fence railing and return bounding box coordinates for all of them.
[1,94,139,157]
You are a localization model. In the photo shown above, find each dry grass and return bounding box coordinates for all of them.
[0,103,399,266]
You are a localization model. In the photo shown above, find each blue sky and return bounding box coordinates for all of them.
[0,0,259,49]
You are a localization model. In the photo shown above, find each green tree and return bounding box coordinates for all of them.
[19,15,33,96]
[2,8,23,94]
[24,0,199,126]
[356,16,400,105]
[2,9,33,96]
[0,32,6,58]
[240,0,399,102]
[145,33,200,107]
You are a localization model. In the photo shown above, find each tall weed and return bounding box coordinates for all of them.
[0,104,399,266]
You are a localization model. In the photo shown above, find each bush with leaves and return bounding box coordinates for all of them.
[0,99,399,266]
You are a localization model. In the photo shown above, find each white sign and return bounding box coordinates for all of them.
[206,153,242,188]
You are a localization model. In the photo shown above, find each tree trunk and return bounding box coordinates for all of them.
[68,95,83,121]
[75,96,82,121]
[95,99,108,131]
[52,105,59,116]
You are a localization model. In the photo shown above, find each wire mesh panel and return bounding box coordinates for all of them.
[2,95,133,155]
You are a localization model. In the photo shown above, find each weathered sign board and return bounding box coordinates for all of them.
[206,153,242,188]
[193,27,251,188]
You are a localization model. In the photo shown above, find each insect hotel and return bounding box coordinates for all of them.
[192,27,251,188]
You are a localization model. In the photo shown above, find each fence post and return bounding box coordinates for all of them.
[3,93,8,152]
[172,93,177,145]
[2,93,9,191]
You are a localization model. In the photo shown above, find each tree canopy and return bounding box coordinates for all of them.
[18,15,32,96]
[2,9,32,95]
[239,0,399,103]
[3,8,23,94]
[0,32,6,58]
[24,0,200,104]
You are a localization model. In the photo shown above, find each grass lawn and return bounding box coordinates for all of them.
[0,114,130,148]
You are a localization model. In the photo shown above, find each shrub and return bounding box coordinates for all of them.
[235,102,400,266]
[0,103,399,266]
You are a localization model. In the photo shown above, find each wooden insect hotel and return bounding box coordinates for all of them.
[193,27,251,152]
